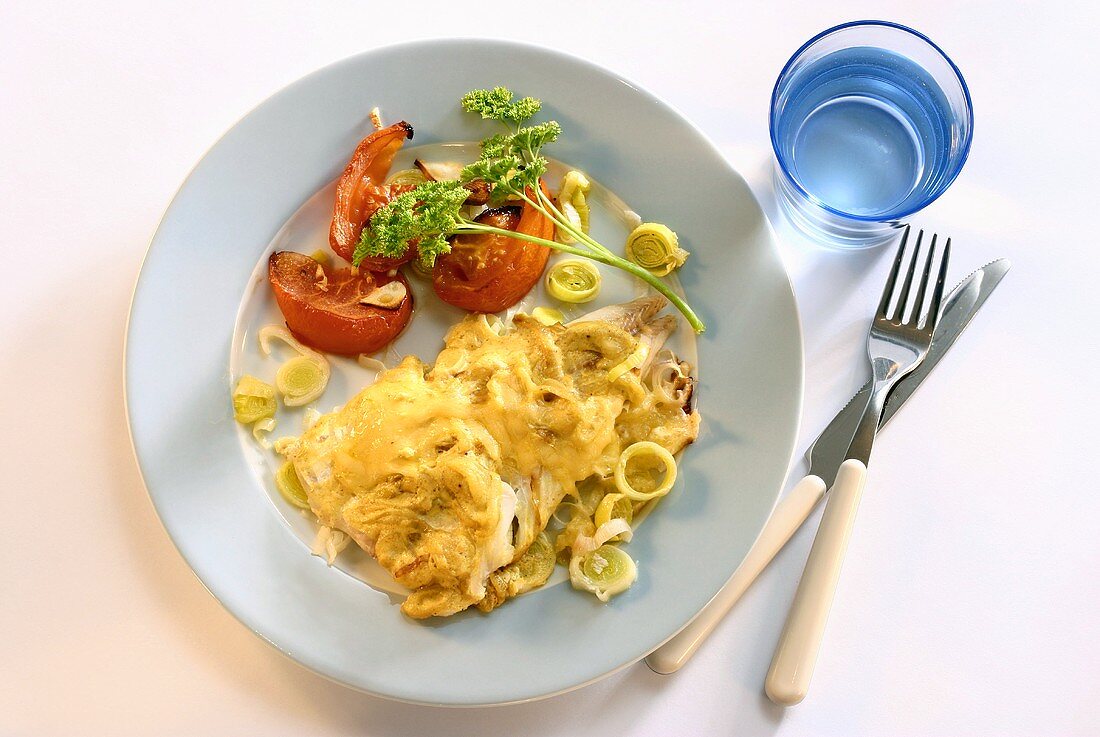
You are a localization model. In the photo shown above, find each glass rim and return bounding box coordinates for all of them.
[769,19,974,223]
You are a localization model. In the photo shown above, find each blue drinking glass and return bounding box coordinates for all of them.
[770,21,974,248]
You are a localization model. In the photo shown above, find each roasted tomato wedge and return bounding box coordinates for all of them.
[432,185,554,312]
[330,121,413,265]
[349,182,420,272]
[269,251,412,355]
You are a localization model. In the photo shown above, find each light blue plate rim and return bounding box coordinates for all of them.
[125,38,804,706]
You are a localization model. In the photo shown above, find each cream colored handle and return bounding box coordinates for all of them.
[765,459,867,706]
[646,475,827,674]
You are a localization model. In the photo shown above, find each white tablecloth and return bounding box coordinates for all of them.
[3,1,1096,734]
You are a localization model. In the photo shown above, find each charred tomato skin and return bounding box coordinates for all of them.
[268,251,412,355]
[432,184,554,313]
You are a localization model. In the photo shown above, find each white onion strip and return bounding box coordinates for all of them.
[570,518,633,560]
[258,324,323,361]
[251,417,276,448]
[310,526,350,565]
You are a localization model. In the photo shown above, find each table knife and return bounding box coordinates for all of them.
[646,258,1011,675]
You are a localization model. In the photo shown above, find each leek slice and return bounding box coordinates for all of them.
[357,354,388,372]
[251,417,276,448]
[384,168,429,188]
[615,441,678,502]
[310,249,331,267]
[232,375,276,424]
[607,342,648,383]
[259,325,331,407]
[478,532,556,612]
[594,492,634,542]
[649,349,694,406]
[531,306,565,326]
[556,170,592,245]
[569,544,637,602]
[275,356,329,407]
[275,461,309,509]
[558,201,583,244]
[546,259,601,303]
[625,223,690,277]
[571,518,633,559]
[258,325,324,361]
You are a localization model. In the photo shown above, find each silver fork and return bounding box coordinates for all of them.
[765,226,951,706]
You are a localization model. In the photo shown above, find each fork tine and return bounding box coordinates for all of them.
[924,237,952,331]
[912,233,937,327]
[892,229,923,323]
[877,226,910,317]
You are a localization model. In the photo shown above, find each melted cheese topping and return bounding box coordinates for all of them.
[284,313,698,618]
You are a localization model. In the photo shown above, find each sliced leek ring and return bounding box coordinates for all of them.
[531,306,565,326]
[232,375,276,424]
[275,355,329,407]
[594,492,634,542]
[275,461,310,510]
[555,170,592,244]
[569,544,637,602]
[546,259,601,303]
[614,441,678,502]
[607,342,648,383]
[259,325,331,406]
[625,222,689,277]
[384,168,429,188]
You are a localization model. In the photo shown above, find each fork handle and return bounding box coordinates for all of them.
[765,459,868,706]
[646,475,827,674]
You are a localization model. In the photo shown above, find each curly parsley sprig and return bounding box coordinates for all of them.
[354,87,705,332]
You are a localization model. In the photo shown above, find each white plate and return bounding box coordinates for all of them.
[126,39,803,705]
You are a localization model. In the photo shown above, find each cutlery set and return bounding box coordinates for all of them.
[646,227,1010,705]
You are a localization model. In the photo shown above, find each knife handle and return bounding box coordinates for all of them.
[646,475,827,674]
[766,459,867,706]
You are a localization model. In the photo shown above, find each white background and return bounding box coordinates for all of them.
[2,1,1098,735]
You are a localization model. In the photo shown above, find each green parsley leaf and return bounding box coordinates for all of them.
[354,181,470,267]
[510,122,562,154]
[460,87,541,125]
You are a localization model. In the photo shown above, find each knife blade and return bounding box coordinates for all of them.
[806,258,1011,487]
[645,258,1010,676]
